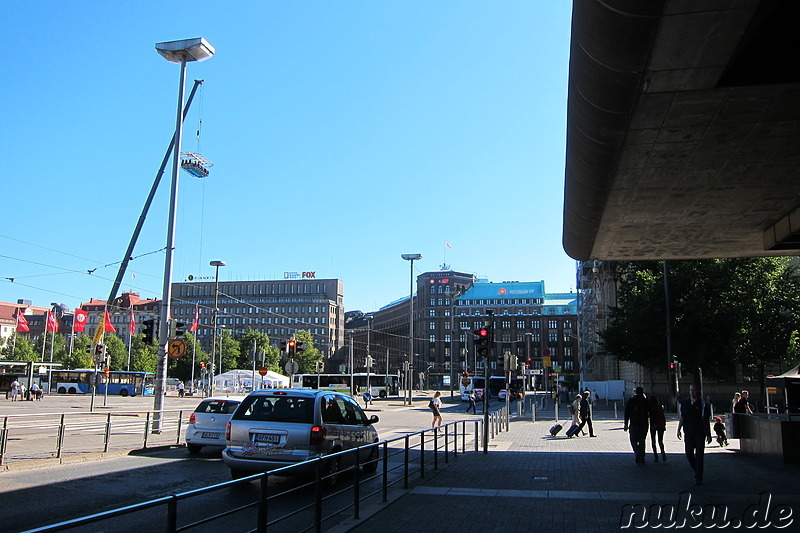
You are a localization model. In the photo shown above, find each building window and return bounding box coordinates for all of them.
[549,333,558,343]
[429,310,435,317]
[548,320,558,329]
[429,335,436,343]
[429,322,436,330]
[430,299,436,306]
[516,320,525,329]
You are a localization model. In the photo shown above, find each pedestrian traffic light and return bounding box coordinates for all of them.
[473,328,490,358]
[142,319,156,345]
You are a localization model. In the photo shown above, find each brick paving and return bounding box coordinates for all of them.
[339,401,800,533]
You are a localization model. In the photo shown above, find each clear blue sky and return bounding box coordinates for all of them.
[1,1,576,315]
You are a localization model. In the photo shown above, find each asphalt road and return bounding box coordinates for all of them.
[1,393,482,532]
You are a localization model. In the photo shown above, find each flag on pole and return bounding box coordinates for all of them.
[16,309,30,332]
[104,308,117,333]
[190,305,199,332]
[445,242,452,248]
[129,308,136,335]
[46,311,59,333]
[73,309,88,332]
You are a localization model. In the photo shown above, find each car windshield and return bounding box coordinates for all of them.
[233,395,314,423]
[196,399,240,415]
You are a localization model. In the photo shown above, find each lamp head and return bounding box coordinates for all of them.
[401,254,423,261]
[156,38,215,63]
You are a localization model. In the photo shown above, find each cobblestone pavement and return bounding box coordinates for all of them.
[337,403,800,533]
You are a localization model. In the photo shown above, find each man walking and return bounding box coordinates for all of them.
[677,384,712,485]
[576,390,596,437]
[624,386,650,464]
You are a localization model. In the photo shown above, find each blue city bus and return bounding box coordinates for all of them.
[48,370,154,397]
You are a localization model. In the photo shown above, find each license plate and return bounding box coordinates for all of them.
[253,433,281,444]
[201,432,220,439]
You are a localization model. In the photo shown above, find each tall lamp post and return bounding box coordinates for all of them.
[210,260,226,396]
[152,38,215,430]
[401,253,422,406]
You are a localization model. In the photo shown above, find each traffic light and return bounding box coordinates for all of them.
[142,319,156,345]
[295,341,304,353]
[287,339,297,356]
[280,340,288,353]
[173,320,187,338]
[473,328,490,358]
[315,361,324,373]
[200,361,206,370]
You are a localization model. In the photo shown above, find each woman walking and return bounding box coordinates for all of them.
[650,394,667,462]
[430,391,443,427]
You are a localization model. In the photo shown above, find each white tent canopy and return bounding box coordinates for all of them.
[212,369,289,394]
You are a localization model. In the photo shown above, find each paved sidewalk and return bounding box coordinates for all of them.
[341,404,800,532]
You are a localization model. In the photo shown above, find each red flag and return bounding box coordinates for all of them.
[129,308,136,335]
[73,309,88,332]
[104,308,117,333]
[46,311,59,333]
[190,305,199,332]
[16,309,30,332]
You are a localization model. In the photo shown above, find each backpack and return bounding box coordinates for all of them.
[428,400,435,409]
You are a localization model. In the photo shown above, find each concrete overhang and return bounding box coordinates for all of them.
[563,0,800,261]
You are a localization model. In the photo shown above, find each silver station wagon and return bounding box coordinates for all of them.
[185,396,245,454]
[223,389,380,482]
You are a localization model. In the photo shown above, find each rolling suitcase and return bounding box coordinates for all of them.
[566,424,581,438]
[549,423,563,437]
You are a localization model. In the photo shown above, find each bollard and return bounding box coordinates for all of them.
[554,404,559,422]
[614,402,618,419]
[532,403,536,423]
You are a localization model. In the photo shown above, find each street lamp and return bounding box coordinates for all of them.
[152,37,215,430]
[401,254,422,405]
[210,260,226,396]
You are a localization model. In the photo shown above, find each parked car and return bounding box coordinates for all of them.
[223,389,380,485]
[185,396,246,454]
[498,389,523,401]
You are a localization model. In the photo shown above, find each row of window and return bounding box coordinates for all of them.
[452,319,573,330]
[456,298,544,306]
[178,282,330,297]
[196,327,328,338]
[213,316,326,326]
[174,305,330,316]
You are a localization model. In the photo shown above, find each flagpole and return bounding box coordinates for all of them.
[41,311,48,362]
[49,329,55,362]
[69,313,75,358]
[127,307,134,371]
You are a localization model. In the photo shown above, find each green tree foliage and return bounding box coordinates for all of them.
[61,335,93,369]
[104,334,128,370]
[1,333,37,361]
[129,335,158,373]
[292,329,322,374]
[218,330,240,373]
[33,333,67,363]
[601,258,800,380]
[236,329,280,372]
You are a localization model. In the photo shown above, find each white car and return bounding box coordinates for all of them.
[185,396,246,453]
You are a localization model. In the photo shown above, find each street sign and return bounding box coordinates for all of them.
[542,356,552,367]
[258,366,268,377]
[285,360,299,375]
[168,339,187,360]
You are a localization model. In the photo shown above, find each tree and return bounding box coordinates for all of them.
[236,329,280,372]
[61,335,93,369]
[218,330,240,373]
[129,335,158,373]
[33,333,67,363]
[292,330,322,374]
[0,333,37,361]
[600,258,800,380]
[104,335,128,370]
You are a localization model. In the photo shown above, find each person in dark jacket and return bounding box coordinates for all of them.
[677,384,712,485]
[624,386,650,464]
[649,394,667,462]
[575,390,596,437]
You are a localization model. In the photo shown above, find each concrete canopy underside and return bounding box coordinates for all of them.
[562,0,800,261]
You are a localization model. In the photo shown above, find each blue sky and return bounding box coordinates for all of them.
[1,1,576,315]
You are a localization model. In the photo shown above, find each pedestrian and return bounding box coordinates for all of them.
[10,379,20,401]
[677,384,712,485]
[30,382,41,402]
[592,389,598,407]
[649,394,667,462]
[733,390,753,414]
[430,391,443,428]
[568,393,584,436]
[730,392,741,413]
[624,386,650,464]
[466,390,477,414]
[177,381,185,398]
[576,390,596,437]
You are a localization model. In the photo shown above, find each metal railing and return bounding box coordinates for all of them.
[27,404,511,533]
[0,409,188,465]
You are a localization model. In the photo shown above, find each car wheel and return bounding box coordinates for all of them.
[230,469,249,480]
[186,443,202,454]
[362,445,380,474]
[323,455,341,488]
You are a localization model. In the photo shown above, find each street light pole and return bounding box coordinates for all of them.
[401,254,422,406]
[210,260,226,396]
[152,37,214,431]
